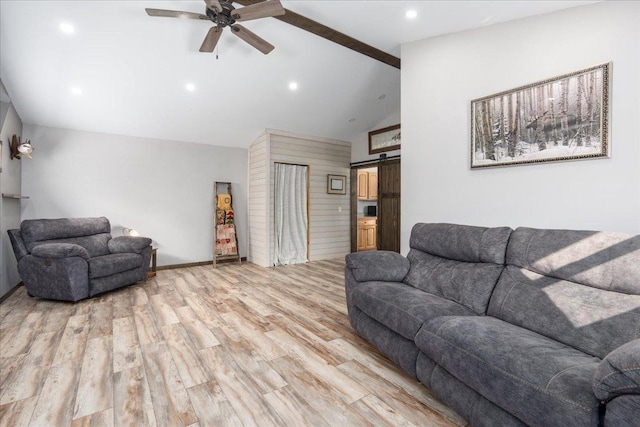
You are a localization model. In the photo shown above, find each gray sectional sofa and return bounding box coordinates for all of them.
[345,223,640,426]
[8,217,152,301]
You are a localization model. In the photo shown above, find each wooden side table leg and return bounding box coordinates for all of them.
[147,248,157,279]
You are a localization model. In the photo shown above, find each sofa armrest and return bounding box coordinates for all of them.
[345,251,410,283]
[108,236,152,254]
[593,339,640,402]
[7,229,29,260]
[31,243,90,260]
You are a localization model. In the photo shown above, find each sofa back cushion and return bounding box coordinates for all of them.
[21,217,112,258]
[404,223,513,315]
[488,227,640,358]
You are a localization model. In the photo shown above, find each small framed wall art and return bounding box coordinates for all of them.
[327,174,346,194]
[470,62,610,169]
[369,124,401,155]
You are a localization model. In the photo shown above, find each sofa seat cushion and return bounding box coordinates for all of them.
[89,253,143,279]
[351,281,475,340]
[415,315,600,427]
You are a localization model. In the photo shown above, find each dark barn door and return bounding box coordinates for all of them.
[377,159,401,252]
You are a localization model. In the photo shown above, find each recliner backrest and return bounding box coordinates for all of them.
[21,217,112,258]
[404,223,513,315]
[488,227,640,358]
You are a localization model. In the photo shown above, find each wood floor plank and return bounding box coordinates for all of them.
[141,341,198,427]
[263,386,330,427]
[134,305,163,346]
[265,328,367,404]
[161,324,212,388]
[0,260,464,427]
[73,336,113,420]
[52,314,89,366]
[269,355,370,426]
[199,346,284,427]
[86,300,113,340]
[0,331,63,405]
[113,366,156,427]
[0,396,37,427]
[113,316,142,373]
[70,407,113,427]
[30,362,81,426]
[179,318,221,350]
[186,380,243,427]
[1,312,45,358]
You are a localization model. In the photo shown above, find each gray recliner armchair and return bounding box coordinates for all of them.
[8,217,152,301]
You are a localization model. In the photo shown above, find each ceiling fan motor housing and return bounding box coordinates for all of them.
[205,2,236,27]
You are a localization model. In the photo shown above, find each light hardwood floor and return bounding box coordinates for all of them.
[0,259,466,427]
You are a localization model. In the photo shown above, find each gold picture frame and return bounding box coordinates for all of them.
[327,174,346,194]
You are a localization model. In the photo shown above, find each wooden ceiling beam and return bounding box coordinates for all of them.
[234,0,401,69]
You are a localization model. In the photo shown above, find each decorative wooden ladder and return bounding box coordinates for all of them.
[213,181,241,268]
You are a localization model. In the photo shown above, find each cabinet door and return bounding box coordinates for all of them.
[357,171,369,200]
[368,173,378,200]
[357,224,365,250]
[364,225,377,250]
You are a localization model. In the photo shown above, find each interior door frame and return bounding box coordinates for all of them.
[350,161,378,253]
[350,156,401,253]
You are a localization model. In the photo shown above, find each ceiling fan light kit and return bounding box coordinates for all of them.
[146,0,284,55]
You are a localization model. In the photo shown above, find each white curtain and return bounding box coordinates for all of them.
[274,163,308,265]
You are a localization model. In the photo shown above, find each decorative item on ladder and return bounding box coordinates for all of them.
[213,181,241,267]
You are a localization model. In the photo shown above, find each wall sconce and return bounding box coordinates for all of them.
[9,134,34,159]
[122,227,140,237]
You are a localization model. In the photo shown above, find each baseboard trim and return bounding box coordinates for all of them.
[0,282,24,304]
[157,257,247,271]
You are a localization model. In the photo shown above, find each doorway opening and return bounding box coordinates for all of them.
[350,158,401,253]
[274,162,310,265]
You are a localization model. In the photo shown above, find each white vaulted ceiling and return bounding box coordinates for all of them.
[0,1,595,148]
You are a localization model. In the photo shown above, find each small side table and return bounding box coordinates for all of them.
[147,248,157,279]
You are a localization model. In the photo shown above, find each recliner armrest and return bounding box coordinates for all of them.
[7,229,29,260]
[108,236,152,254]
[345,251,410,283]
[31,243,90,260]
[593,339,640,402]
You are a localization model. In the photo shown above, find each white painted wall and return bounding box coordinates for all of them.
[401,1,640,254]
[21,125,248,267]
[0,101,23,297]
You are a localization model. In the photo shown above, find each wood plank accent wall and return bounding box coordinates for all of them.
[248,133,269,267]
[248,130,351,267]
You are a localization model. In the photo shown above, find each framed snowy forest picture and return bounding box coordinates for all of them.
[470,62,610,169]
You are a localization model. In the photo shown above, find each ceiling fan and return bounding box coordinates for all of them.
[145,0,285,54]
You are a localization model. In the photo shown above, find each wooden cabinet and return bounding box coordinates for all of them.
[357,217,377,251]
[368,173,378,200]
[357,171,378,200]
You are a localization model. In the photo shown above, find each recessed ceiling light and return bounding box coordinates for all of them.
[406,10,418,19]
[71,87,82,95]
[288,82,298,91]
[60,22,75,34]
[185,83,196,92]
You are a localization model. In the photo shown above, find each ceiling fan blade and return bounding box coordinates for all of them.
[233,0,400,69]
[231,24,274,55]
[204,0,223,13]
[145,8,208,20]
[232,0,285,22]
[200,26,224,52]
